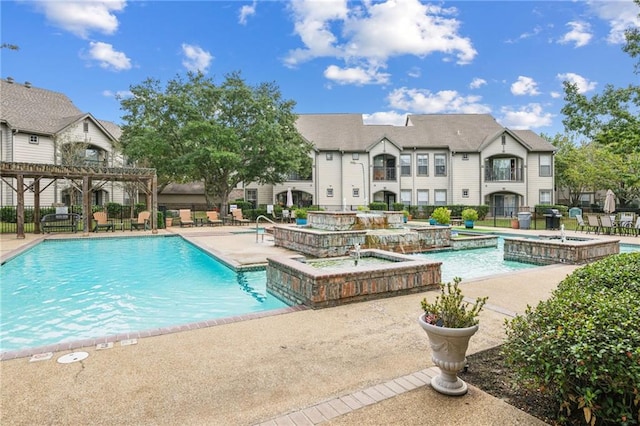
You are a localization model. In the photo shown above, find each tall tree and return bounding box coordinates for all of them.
[120,71,313,213]
[561,0,640,155]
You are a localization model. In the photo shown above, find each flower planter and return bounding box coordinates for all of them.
[464,220,474,229]
[418,313,478,396]
[296,218,307,226]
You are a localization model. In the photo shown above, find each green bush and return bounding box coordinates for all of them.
[503,253,640,425]
[369,202,387,211]
[430,207,451,225]
[392,202,405,211]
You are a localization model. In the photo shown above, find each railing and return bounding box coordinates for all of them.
[372,166,396,181]
[255,215,277,242]
[484,167,524,182]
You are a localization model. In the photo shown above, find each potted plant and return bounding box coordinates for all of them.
[402,209,410,223]
[165,210,176,227]
[294,208,307,225]
[430,207,451,225]
[418,277,488,395]
[461,208,478,229]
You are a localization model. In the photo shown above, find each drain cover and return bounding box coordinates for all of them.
[57,352,89,364]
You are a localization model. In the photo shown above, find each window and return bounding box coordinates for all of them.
[435,154,446,176]
[462,153,469,161]
[326,188,334,197]
[539,154,552,177]
[400,154,411,176]
[246,188,257,208]
[83,120,89,133]
[579,193,591,207]
[29,135,39,145]
[401,189,411,206]
[352,153,359,160]
[326,153,333,161]
[417,189,429,206]
[539,190,552,204]
[462,189,469,198]
[417,154,428,176]
[353,188,360,197]
[434,189,447,205]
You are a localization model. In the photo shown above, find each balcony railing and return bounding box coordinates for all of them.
[373,166,396,181]
[484,167,523,182]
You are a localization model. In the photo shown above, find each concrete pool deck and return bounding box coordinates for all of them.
[1,223,638,425]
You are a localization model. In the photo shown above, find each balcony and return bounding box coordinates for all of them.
[484,167,523,182]
[373,166,396,181]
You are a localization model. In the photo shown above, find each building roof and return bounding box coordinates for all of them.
[295,113,555,152]
[0,78,121,141]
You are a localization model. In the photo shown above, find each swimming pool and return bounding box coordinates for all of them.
[0,236,288,353]
[410,238,539,283]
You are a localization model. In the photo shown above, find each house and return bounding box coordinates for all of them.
[0,78,126,207]
[246,113,557,217]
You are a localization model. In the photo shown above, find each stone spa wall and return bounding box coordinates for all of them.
[503,236,619,265]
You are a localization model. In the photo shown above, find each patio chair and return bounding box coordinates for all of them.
[598,214,614,235]
[282,209,291,223]
[585,214,600,234]
[205,211,223,226]
[179,209,194,227]
[130,210,151,231]
[92,211,114,232]
[574,214,586,232]
[618,212,635,235]
[232,209,250,226]
[633,216,640,237]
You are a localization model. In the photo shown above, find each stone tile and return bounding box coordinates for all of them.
[327,398,352,415]
[301,406,325,424]
[351,390,376,406]
[362,387,387,402]
[339,394,363,410]
[315,401,340,420]
[287,411,313,426]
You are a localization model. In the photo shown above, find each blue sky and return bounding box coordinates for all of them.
[2,0,638,137]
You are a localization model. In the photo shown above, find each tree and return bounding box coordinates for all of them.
[561,0,640,155]
[119,71,313,213]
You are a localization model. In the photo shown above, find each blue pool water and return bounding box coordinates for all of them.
[0,237,288,352]
[411,238,538,283]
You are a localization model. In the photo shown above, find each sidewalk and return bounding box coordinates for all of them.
[1,225,637,425]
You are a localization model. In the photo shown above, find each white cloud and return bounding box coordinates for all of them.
[181,43,213,73]
[558,21,592,47]
[407,67,421,78]
[469,78,487,89]
[285,0,476,84]
[500,104,553,130]
[387,87,491,114]
[506,25,544,44]
[87,41,131,71]
[550,91,562,99]
[324,64,390,85]
[587,0,640,44]
[557,72,597,93]
[102,89,132,99]
[511,76,540,96]
[34,0,126,39]
[239,1,257,25]
[363,111,407,125]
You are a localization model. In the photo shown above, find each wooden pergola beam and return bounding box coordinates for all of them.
[1,161,158,238]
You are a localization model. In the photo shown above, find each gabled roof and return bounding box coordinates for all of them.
[295,113,555,153]
[0,79,84,135]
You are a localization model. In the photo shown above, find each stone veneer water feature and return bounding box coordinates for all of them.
[266,249,442,308]
[273,211,451,257]
[503,235,619,265]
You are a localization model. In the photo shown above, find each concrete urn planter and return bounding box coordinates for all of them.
[418,313,478,396]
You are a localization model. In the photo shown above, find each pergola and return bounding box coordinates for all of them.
[0,161,158,239]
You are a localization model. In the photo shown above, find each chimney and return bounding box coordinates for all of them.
[6,77,14,83]
[24,81,32,88]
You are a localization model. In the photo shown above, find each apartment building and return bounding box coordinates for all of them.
[0,78,126,207]
[251,113,556,216]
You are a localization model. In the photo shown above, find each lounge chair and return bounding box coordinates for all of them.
[598,214,614,235]
[130,211,151,231]
[281,209,291,223]
[618,212,635,235]
[179,209,194,227]
[93,211,114,232]
[574,214,586,232]
[585,214,600,234]
[206,211,223,226]
[232,209,250,226]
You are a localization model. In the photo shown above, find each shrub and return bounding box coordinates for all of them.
[503,253,640,425]
[392,202,405,211]
[461,208,478,222]
[430,207,451,225]
[369,202,387,211]
[294,208,307,219]
[420,277,487,328]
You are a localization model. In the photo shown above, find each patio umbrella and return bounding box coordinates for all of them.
[286,188,294,208]
[603,189,616,214]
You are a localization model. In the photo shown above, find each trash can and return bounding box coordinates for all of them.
[543,208,562,230]
[517,212,532,230]
[568,207,582,218]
